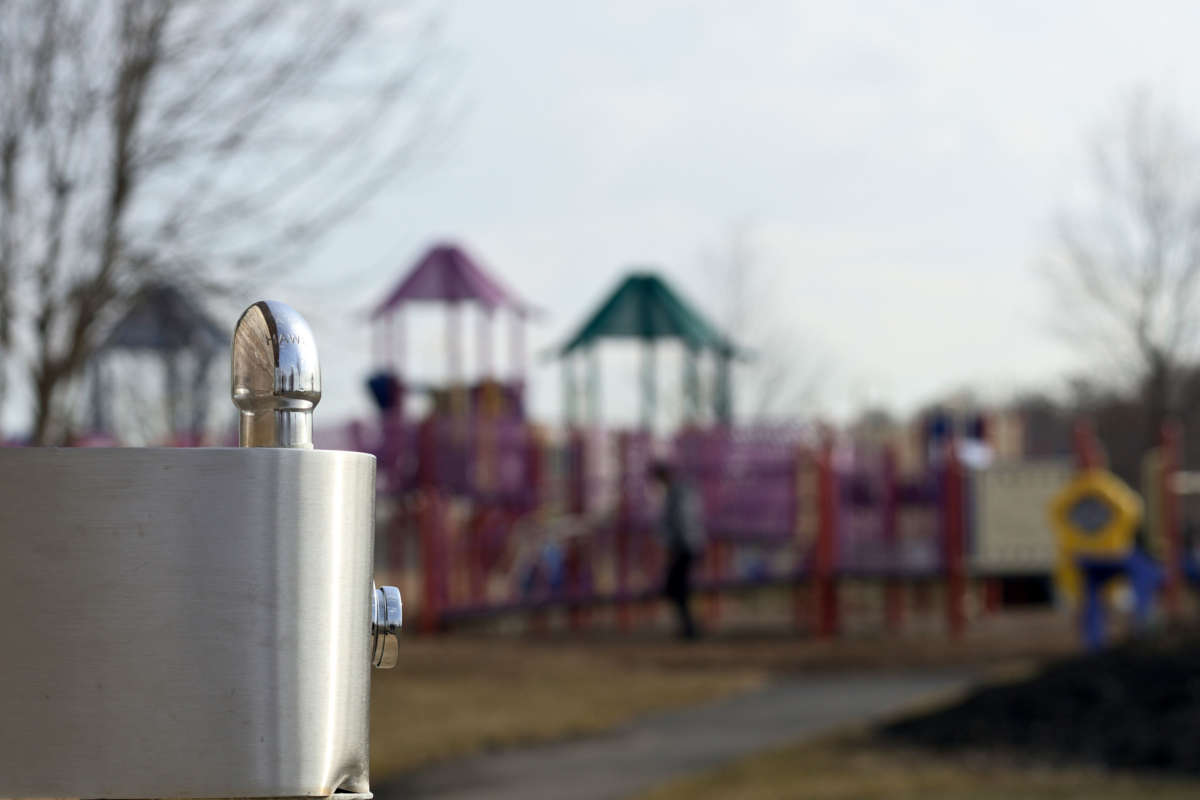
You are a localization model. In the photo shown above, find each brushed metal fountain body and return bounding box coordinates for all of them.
[0,300,399,799]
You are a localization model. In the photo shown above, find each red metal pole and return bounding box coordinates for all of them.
[522,427,542,512]
[467,511,485,606]
[882,445,904,632]
[816,439,839,638]
[943,441,966,639]
[705,540,723,630]
[617,432,632,632]
[792,446,809,631]
[388,499,407,579]
[419,492,445,634]
[1162,421,1183,621]
[704,431,723,628]
[568,429,586,515]
[418,417,437,489]
[566,538,583,633]
[419,494,434,633]
[638,535,660,627]
[1073,419,1104,470]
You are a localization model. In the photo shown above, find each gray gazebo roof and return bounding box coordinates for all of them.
[101,284,224,355]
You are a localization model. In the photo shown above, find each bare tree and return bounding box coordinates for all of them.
[703,224,826,423]
[1043,89,1200,451]
[0,0,448,443]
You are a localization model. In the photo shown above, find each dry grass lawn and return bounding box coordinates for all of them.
[369,636,764,779]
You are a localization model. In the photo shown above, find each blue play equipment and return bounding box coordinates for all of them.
[1077,550,1163,650]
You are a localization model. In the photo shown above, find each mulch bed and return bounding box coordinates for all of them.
[880,633,1200,773]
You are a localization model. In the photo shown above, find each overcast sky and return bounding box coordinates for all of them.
[16,1,1200,435]
[180,0,1200,431]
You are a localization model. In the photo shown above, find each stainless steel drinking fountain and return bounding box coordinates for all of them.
[0,300,401,799]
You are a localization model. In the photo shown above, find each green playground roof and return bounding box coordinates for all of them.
[558,272,743,357]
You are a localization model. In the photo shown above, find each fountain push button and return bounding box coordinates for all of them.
[372,584,403,668]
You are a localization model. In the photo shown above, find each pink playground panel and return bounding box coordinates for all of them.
[344,416,542,511]
[677,426,807,541]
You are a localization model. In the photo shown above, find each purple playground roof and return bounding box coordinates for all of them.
[371,243,536,318]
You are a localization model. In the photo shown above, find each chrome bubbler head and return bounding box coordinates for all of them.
[231,300,321,448]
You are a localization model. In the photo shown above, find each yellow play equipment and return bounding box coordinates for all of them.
[1048,468,1143,605]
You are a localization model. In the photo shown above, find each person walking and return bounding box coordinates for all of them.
[650,459,705,639]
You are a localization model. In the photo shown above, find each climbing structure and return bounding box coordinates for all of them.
[357,254,1129,640]
[557,272,742,431]
[369,242,535,420]
[358,242,541,501]
[349,243,546,629]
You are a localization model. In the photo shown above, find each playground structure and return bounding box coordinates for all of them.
[11,243,1190,644]
[1046,421,1194,648]
[342,243,1200,641]
[334,244,548,633]
[558,272,740,431]
[0,240,1187,646]
[2,242,1191,644]
[406,420,1080,637]
[350,243,541,506]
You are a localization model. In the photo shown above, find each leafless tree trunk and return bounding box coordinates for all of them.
[703,224,825,424]
[0,0,448,442]
[1043,89,1200,452]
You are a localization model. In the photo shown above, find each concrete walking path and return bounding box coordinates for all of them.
[374,670,971,800]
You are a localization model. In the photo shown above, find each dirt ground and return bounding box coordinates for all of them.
[881,629,1200,774]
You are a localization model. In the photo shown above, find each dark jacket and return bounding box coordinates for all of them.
[659,480,706,555]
